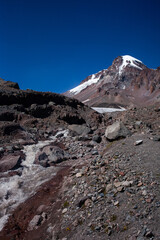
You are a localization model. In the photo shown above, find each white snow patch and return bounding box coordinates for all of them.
[119,55,142,75]
[69,74,100,94]
[92,107,126,113]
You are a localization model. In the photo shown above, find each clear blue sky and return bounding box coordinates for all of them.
[0,0,160,93]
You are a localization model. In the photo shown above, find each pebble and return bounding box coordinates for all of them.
[106,184,112,192]
[117,186,124,192]
[137,182,143,187]
[114,201,119,206]
[62,208,68,214]
[145,231,154,237]
[76,172,82,178]
[114,182,122,188]
[134,140,143,146]
[142,190,147,196]
[85,199,92,207]
[122,180,133,187]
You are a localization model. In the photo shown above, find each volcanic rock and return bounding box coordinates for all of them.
[35,144,69,167]
[68,124,92,135]
[0,152,24,172]
[105,121,131,140]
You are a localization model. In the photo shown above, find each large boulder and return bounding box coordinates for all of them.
[0,152,24,172]
[68,124,92,136]
[105,121,131,140]
[34,144,69,167]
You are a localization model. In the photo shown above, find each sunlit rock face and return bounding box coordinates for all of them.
[64,55,160,107]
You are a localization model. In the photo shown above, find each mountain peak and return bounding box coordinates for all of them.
[110,55,145,75]
[64,55,160,107]
[121,55,142,63]
[119,55,143,74]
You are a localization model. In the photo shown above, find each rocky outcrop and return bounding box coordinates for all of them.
[0,79,102,147]
[0,78,19,89]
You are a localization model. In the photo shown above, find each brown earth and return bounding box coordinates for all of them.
[0,105,160,240]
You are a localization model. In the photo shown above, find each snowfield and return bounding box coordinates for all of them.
[92,107,126,113]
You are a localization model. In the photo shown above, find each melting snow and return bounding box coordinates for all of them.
[0,130,69,231]
[119,55,142,75]
[92,107,126,113]
[69,74,100,94]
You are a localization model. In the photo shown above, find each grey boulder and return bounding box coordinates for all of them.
[105,121,131,140]
[34,144,69,167]
[68,124,92,136]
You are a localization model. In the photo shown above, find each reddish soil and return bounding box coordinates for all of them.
[0,166,71,240]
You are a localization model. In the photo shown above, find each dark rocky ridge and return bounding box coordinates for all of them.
[0,78,102,146]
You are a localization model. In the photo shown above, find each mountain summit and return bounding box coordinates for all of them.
[64,55,160,107]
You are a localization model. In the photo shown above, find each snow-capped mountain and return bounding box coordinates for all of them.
[64,55,160,107]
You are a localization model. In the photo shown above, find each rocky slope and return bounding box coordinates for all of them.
[64,55,160,107]
[0,78,160,240]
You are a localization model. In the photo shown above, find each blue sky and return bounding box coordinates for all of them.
[0,0,160,93]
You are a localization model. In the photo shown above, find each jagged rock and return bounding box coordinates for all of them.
[152,136,160,141]
[0,152,24,172]
[35,144,69,167]
[76,172,82,178]
[27,215,42,231]
[27,212,47,231]
[77,196,90,208]
[68,124,92,135]
[105,121,131,140]
[106,183,112,192]
[0,78,19,89]
[92,135,102,143]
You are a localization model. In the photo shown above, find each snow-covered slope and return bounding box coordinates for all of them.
[67,55,144,96]
[70,74,101,94]
[119,55,143,75]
